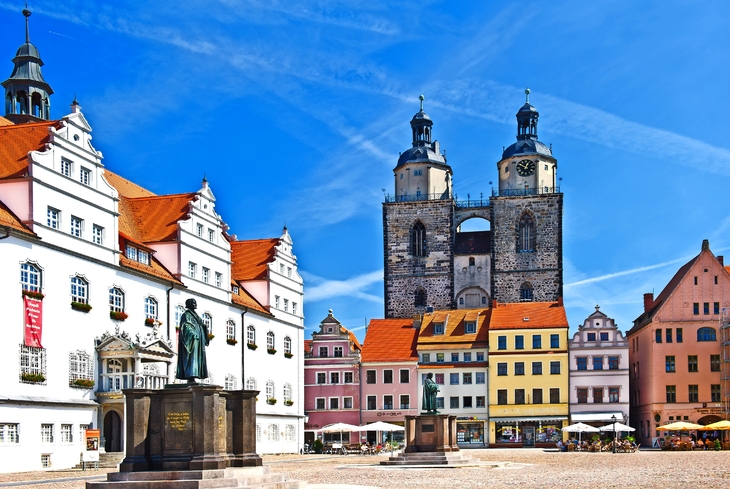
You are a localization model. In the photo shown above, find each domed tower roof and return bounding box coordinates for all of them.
[395,95,448,168]
[501,88,554,161]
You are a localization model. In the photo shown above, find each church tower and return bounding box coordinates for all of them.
[383,96,455,318]
[490,89,563,302]
[2,7,54,124]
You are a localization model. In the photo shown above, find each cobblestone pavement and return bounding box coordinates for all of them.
[1,450,729,488]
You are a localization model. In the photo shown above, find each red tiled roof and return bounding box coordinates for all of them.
[230,239,279,281]
[343,327,363,352]
[0,120,58,179]
[123,193,197,243]
[0,199,36,236]
[361,319,417,363]
[418,308,491,348]
[489,302,568,329]
[231,283,271,315]
[0,116,13,126]
[119,254,181,284]
[104,170,156,198]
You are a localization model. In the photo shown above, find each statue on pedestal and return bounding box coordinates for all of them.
[176,298,209,382]
[422,372,440,414]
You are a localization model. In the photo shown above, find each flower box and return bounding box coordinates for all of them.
[266,398,277,405]
[284,352,293,359]
[71,301,92,312]
[110,311,128,321]
[267,348,277,355]
[21,372,46,383]
[226,338,238,345]
[22,289,45,300]
[70,378,95,388]
[144,317,155,326]
[247,342,258,350]
[207,333,215,341]
[284,400,294,406]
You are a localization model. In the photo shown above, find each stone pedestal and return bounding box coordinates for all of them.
[119,385,261,473]
[403,414,459,453]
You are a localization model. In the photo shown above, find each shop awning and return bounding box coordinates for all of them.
[491,416,567,422]
[570,412,624,422]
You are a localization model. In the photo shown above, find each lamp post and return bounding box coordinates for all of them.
[611,415,617,454]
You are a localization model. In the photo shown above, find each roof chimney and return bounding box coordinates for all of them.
[412,314,422,329]
[643,293,654,312]
[718,256,724,266]
[492,299,498,308]
[557,296,563,307]
[702,239,710,251]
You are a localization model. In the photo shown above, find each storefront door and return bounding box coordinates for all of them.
[523,426,535,447]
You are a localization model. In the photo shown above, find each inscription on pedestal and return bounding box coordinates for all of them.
[421,424,434,433]
[164,402,193,452]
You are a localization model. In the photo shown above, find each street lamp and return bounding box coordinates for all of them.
[611,415,617,454]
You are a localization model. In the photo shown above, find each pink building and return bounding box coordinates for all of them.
[628,240,728,447]
[303,310,361,445]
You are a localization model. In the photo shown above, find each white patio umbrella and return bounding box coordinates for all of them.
[319,422,361,445]
[598,422,635,433]
[360,421,405,454]
[562,422,600,445]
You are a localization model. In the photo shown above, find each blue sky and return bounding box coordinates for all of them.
[3,1,730,341]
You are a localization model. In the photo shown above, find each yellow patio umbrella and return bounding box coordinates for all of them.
[656,421,703,431]
[697,420,730,430]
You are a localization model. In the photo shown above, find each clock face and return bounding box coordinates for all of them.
[516,159,535,176]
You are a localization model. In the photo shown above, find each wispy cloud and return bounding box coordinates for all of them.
[565,257,687,288]
[301,269,383,303]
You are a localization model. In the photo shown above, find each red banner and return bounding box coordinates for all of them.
[24,296,43,348]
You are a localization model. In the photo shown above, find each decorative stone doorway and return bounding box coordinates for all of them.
[104,410,122,452]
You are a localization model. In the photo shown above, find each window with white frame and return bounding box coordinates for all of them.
[60,424,73,443]
[208,229,214,242]
[202,313,212,333]
[293,302,298,315]
[334,346,343,357]
[256,424,262,442]
[20,262,41,292]
[20,345,46,381]
[175,305,185,326]
[285,424,295,441]
[188,262,197,279]
[70,276,88,304]
[267,332,275,350]
[245,377,257,390]
[196,224,203,237]
[283,383,292,402]
[215,272,222,287]
[47,207,60,229]
[109,288,124,312]
[69,350,93,383]
[284,336,291,354]
[267,424,279,441]
[0,424,19,443]
[202,267,209,283]
[41,424,53,443]
[92,225,103,245]
[232,285,239,294]
[266,380,274,400]
[316,398,325,410]
[125,244,149,265]
[144,297,158,320]
[343,397,353,409]
[70,216,83,237]
[280,264,285,274]
[283,298,288,312]
[274,296,280,309]
[226,320,235,341]
[433,322,444,335]
[225,374,237,390]
[330,397,339,409]
[138,250,149,265]
[41,454,51,468]
[287,267,292,278]
[79,424,89,443]
[60,158,72,177]
[79,167,91,185]
[247,325,256,345]
[125,244,137,261]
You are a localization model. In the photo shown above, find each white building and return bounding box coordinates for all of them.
[568,306,630,425]
[0,10,304,472]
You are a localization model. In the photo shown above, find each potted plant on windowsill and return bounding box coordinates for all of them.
[144,317,155,326]
[247,342,258,350]
[21,372,46,383]
[207,333,215,341]
[266,398,277,405]
[226,338,238,345]
[267,348,277,355]
[110,311,128,321]
[22,289,45,300]
[284,400,294,406]
[71,301,92,312]
[70,379,95,389]
[284,352,293,359]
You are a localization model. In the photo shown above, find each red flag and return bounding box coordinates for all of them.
[24,296,43,348]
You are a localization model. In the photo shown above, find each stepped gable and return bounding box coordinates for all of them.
[0,119,58,179]
[417,308,490,349]
[230,238,280,281]
[489,301,568,329]
[454,230,491,254]
[362,318,417,363]
[123,193,197,243]
[342,326,362,352]
[0,199,35,236]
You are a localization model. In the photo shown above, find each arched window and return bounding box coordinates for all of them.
[20,262,41,292]
[225,374,237,390]
[267,424,279,441]
[285,424,296,441]
[411,221,426,257]
[245,377,257,390]
[283,383,292,402]
[697,327,716,341]
[266,380,275,400]
[144,297,158,320]
[226,320,236,341]
[517,213,536,252]
[267,331,275,350]
[415,288,427,307]
[284,336,292,354]
[70,276,88,304]
[247,325,256,345]
[202,313,212,333]
[520,282,533,302]
[109,288,124,312]
[174,305,185,327]
[68,350,93,384]
[469,257,475,266]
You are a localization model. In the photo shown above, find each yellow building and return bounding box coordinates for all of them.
[488,301,569,447]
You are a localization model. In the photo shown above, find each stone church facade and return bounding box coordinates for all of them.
[383,91,563,318]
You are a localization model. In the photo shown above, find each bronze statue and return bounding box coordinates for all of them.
[176,298,209,382]
[422,372,440,413]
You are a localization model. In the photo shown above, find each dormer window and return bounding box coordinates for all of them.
[465,322,476,334]
[434,323,444,335]
[126,244,149,265]
[232,285,239,294]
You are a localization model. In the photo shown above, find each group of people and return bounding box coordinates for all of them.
[668,431,722,450]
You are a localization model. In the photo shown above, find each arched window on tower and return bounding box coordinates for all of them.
[415,288,427,308]
[411,221,426,257]
[469,257,475,266]
[517,213,536,252]
[520,283,534,302]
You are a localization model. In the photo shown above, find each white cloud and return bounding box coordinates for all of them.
[302,269,383,303]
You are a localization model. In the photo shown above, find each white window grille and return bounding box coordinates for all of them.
[70,276,88,304]
[202,313,212,333]
[0,424,19,443]
[79,424,90,443]
[225,374,237,390]
[144,297,158,320]
[284,336,291,354]
[246,377,257,390]
[41,454,51,468]
[283,383,292,402]
[47,207,59,229]
[175,305,185,326]
[60,424,73,443]
[40,424,53,443]
[292,302,298,315]
[125,244,137,261]
[266,380,274,399]
[202,267,209,283]
[20,262,41,292]
[20,345,46,383]
[138,250,149,265]
[283,299,288,312]
[109,288,124,312]
[267,424,279,441]
[226,320,235,341]
[247,325,255,345]
[92,225,103,245]
[256,424,262,442]
[285,424,296,441]
[79,167,91,185]
[267,332,275,350]
[70,216,83,237]
[208,229,214,242]
[196,224,203,237]
[287,267,292,278]
[188,262,196,279]
[60,158,72,177]
[274,296,280,308]
[69,350,93,383]
[215,272,222,287]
